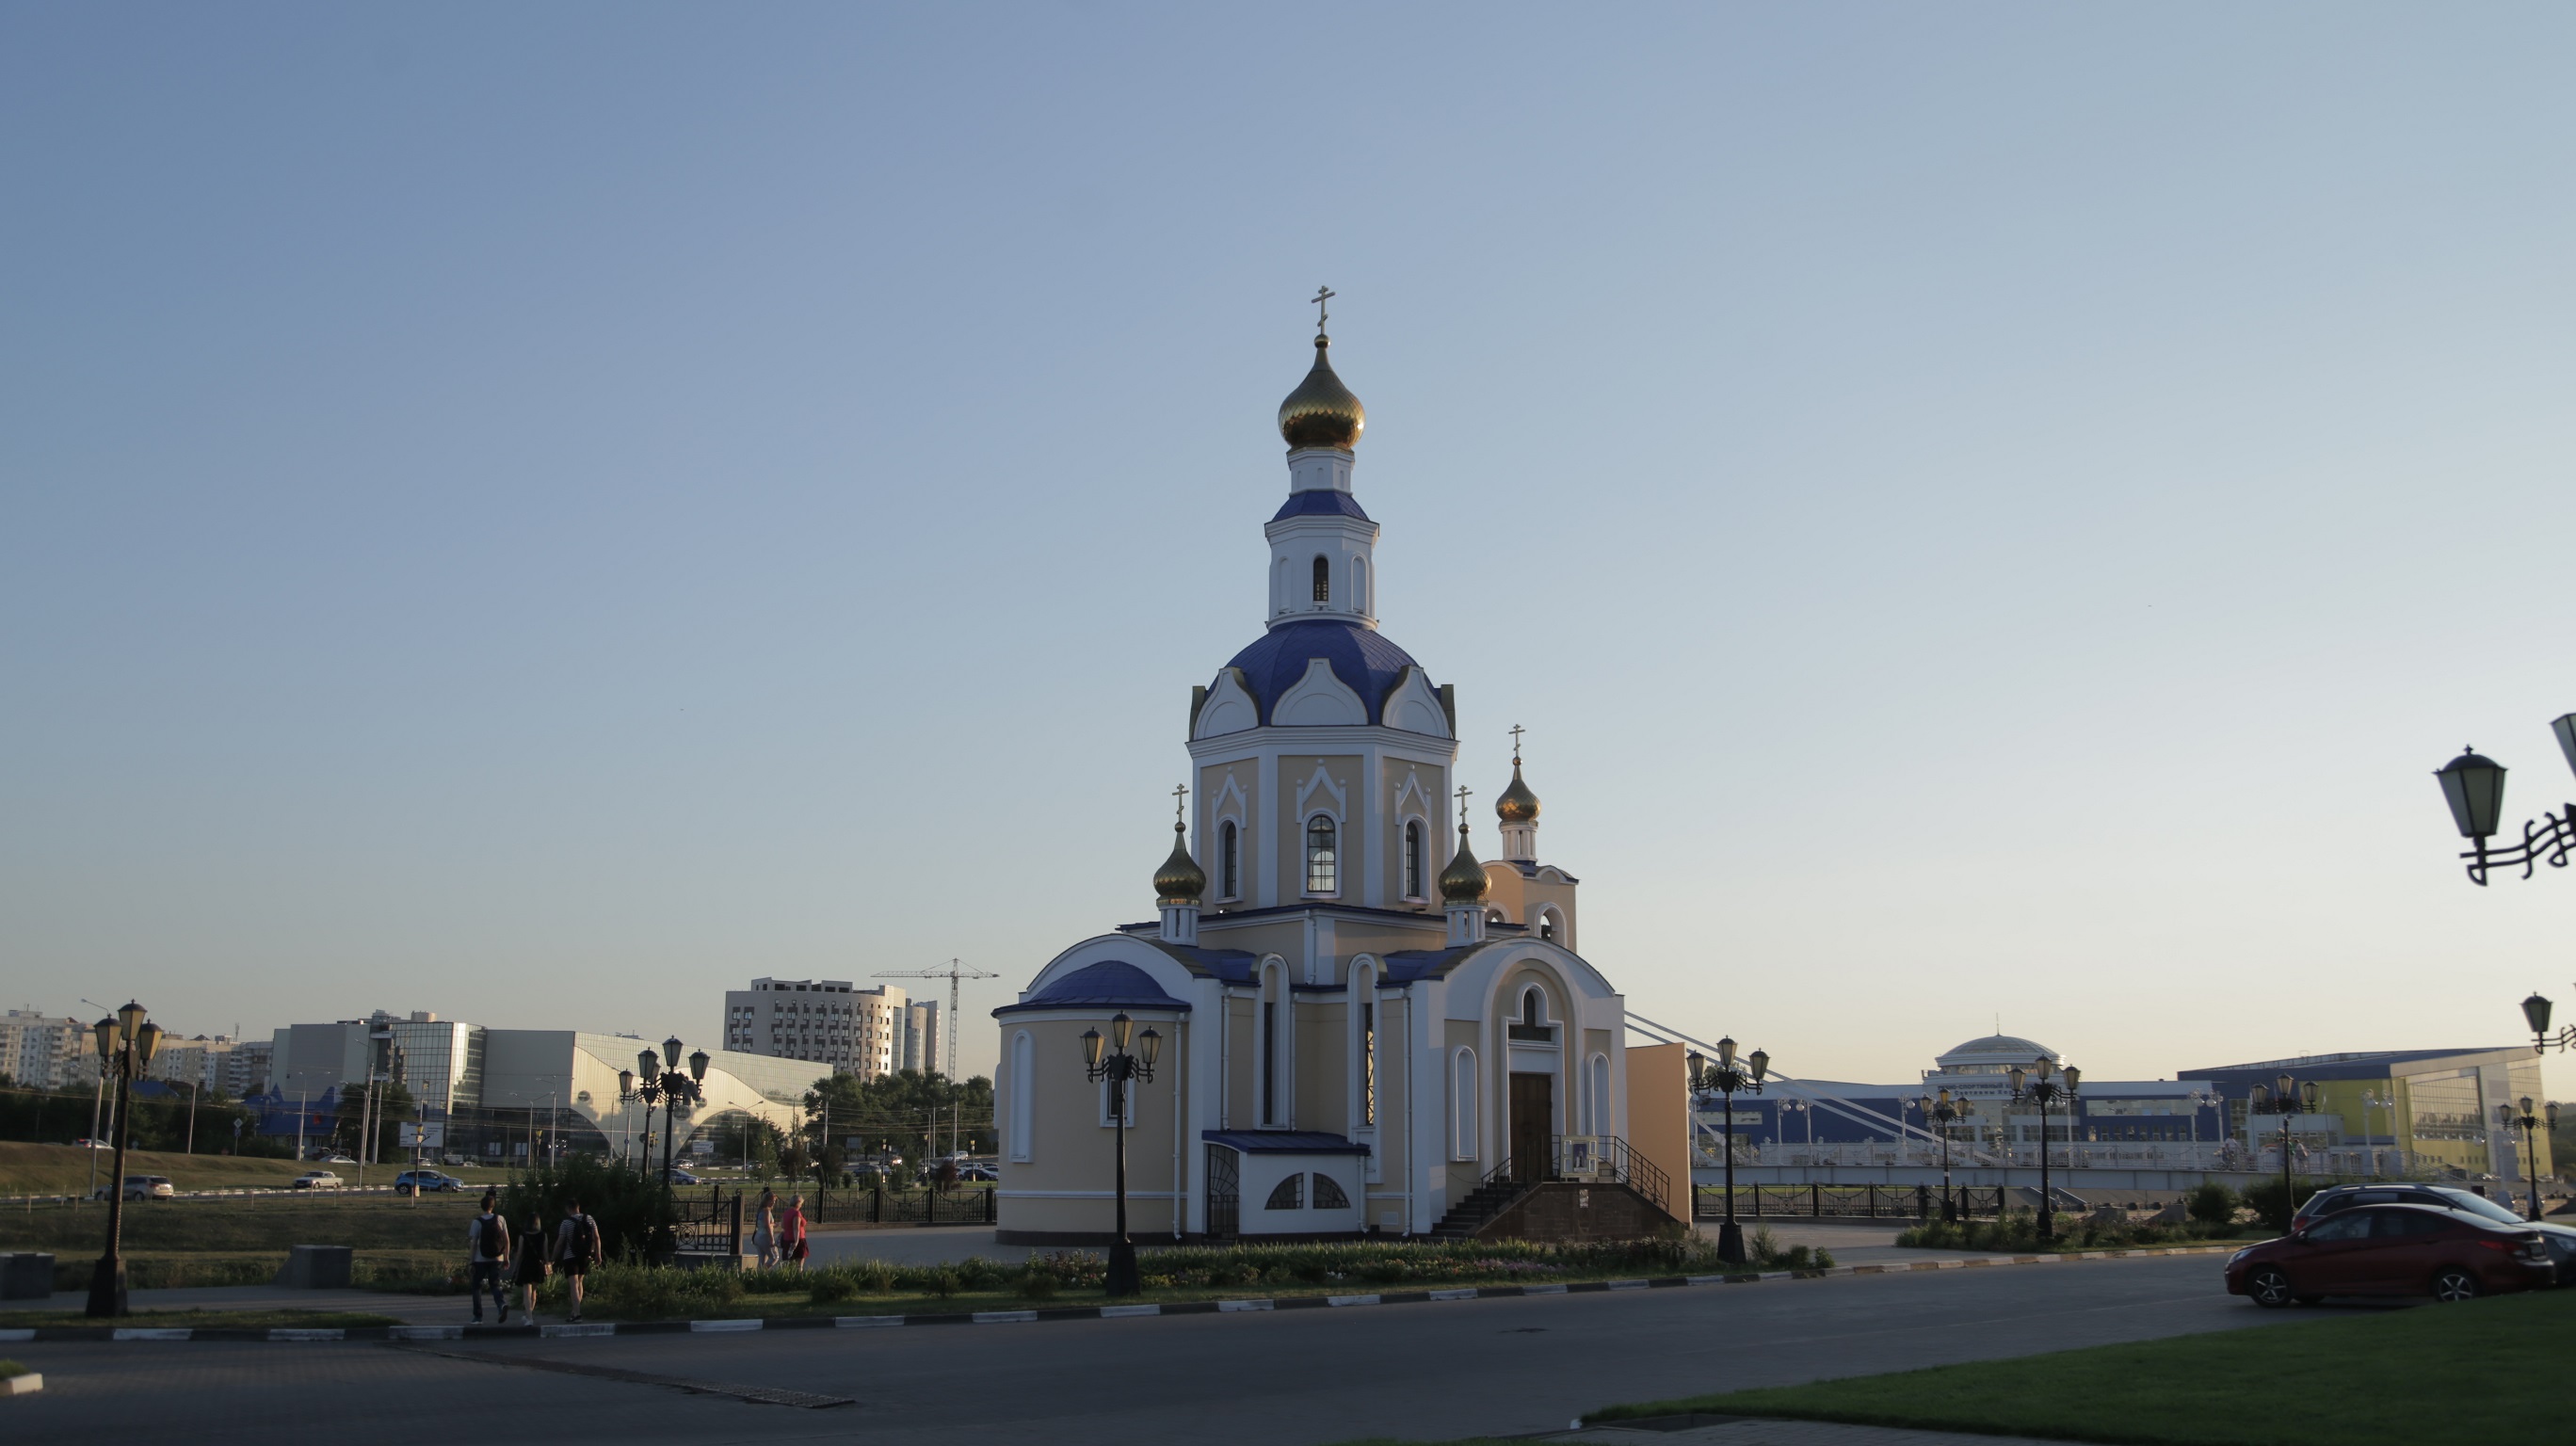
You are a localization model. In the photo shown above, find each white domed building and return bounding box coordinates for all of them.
[989,321,1685,1244]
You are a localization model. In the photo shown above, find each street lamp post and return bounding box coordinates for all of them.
[620,1038,708,1260]
[2500,1099,2552,1221]
[87,1001,163,1318]
[1687,1038,1769,1265]
[2248,1073,2318,1229]
[1779,1097,1811,1163]
[1082,1012,1161,1298]
[2432,722,2576,886]
[2006,1057,2079,1240]
[1917,1089,1970,1221]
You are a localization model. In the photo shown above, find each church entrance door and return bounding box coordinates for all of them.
[1509,1073,1553,1183]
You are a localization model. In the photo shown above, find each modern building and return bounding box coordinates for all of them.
[721,978,925,1079]
[991,321,1678,1243]
[901,998,940,1076]
[1704,1035,2551,1183]
[0,1010,86,1089]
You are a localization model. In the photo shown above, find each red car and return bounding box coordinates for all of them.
[2226,1203,2553,1307]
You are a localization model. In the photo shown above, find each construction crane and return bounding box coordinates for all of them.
[873,958,1000,1090]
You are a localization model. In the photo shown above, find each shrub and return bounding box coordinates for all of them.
[582,1262,745,1320]
[926,1268,961,1298]
[808,1271,858,1305]
[496,1155,675,1264]
[2186,1181,2238,1226]
[2239,1177,2321,1233]
[1018,1270,1058,1301]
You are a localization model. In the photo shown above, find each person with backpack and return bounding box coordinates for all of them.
[468,1192,511,1324]
[511,1210,551,1320]
[554,1196,603,1322]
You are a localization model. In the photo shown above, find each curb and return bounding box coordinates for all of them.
[0,1245,2240,1344]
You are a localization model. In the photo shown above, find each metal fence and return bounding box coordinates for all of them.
[1692,1183,2019,1221]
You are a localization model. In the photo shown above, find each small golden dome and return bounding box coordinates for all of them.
[1278,335,1365,451]
[1438,822,1489,905]
[1495,763,1540,824]
[1154,821,1206,906]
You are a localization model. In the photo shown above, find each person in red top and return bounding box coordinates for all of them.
[780,1195,809,1271]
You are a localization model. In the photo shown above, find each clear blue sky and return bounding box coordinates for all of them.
[7,4,2573,1096]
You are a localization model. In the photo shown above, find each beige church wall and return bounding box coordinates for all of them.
[1519,878,1577,947]
[1480,864,1525,923]
[1297,997,1347,1129]
[1622,1043,1689,1219]
[1223,995,1254,1130]
[1377,755,1446,905]
[1333,919,1442,959]
[994,1016,1188,1238]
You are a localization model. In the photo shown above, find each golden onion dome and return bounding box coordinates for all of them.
[1278,335,1365,451]
[1438,822,1489,904]
[1153,821,1206,906]
[1495,763,1540,824]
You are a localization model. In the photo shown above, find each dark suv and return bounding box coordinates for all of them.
[2294,1183,2576,1285]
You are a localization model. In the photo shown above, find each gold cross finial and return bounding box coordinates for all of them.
[1508,723,1525,764]
[1312,285,1335,335]
[1455,783,1473,827]
[1172,782,1189,825]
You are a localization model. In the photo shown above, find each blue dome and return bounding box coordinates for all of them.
[1222,619,1424,726]
[993,960,1184,1016]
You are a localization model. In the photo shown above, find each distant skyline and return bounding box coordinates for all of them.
[6,5,2573,1099]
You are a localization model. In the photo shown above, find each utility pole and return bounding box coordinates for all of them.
[873,959,999,1084]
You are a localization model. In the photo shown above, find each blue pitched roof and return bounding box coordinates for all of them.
[1222,619,1424,726]
[992,960,1186,1016]
[1201,1130,1371,1155]
[1269,490,1373,523]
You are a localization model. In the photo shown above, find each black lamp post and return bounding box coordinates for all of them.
[2432,721,2576,886]
[2500,1098,2552,1222]
[2248,1072,2318,1229]
[1082,1012,1161,1297]
[87,1001,163,1318]
[2006,1058,2079,1240]
[1916,1088,1971,1221]
[1687,1037,1768,1265]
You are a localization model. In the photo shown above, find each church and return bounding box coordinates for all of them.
[991,310,1682,1244]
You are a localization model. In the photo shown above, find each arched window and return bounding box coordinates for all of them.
[1312,554,1330,603]
[1008,1032,1035,1161]
[1305,815,1338,894]
[1510,987,1554,1042]
[1219,820,1240,900]
[1353,555,1369,614]
[1403,821,1424,898]
[1312,1173,1350,1210]
[1538,909,1558,942]
[1451,1048,1479,1161]
[1586,1052,1611,1135]
[1265,1174,1305,1210]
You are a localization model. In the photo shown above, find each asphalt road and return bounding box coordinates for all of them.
[3,1255,2289,1446]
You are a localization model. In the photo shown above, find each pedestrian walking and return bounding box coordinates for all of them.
[751,1187,778,1270]
[468,1191,511,1324]
[781,1193,809,1271]
[555,1195,603,1322]
[512,1210,551,1319]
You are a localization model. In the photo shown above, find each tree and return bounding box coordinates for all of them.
[499,1153,675,1264]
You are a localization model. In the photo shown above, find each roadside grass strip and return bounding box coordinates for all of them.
[1584,1284,2576,1446]
[0,1243,2240,1342]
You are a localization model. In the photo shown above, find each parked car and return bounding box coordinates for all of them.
[956,1165,997,1182]
[666,1168,702,1185]
[290,1170,343,1190]
[320,1154,357,1165]
[2226,1203,2553,1306]
[2294,1182,2576,1285]
[91,1175,174,1201]
[392,1170,463,1193]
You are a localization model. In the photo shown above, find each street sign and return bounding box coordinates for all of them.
[396,1122,446,1148]
[689,1140,715,1157]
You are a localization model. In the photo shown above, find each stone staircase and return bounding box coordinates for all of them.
[1427,1174,1538,1242]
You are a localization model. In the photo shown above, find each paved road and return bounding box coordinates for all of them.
[3,1255,2289,1445]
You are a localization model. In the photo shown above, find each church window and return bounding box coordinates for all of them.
[1265,1173,1304,1211]
[1263,999,1279,1124]
[1305,815,1338,894]
[1360,1001,1377,1126]
[1312,1173,1350,1210]
[1510,988,1554,1043]
[1403,821,1424,898]
[1312,555,1330,603]
[1538,910,1558,942]
[1219,821,1239,899]
[1451,1048,1478,1161]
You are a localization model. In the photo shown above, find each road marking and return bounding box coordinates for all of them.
[689,1319,764,1332]
[1099,1304,1161,1318]
[972,1310,1038,1324]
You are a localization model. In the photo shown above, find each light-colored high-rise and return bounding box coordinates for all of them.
[0,1010,87,1090]
[721,978,925,1079]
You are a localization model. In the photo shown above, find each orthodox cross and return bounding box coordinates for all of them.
[1312,285,1335,335]
[1455,783,1473,827]
[1172,782,1189,824]
[1508,723,1525,764]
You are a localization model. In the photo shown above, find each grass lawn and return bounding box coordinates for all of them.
[0,1141,519,1196]
[0,1309,400,1329]
[1587,1288,2573,1446]
[0,1193,475,1254]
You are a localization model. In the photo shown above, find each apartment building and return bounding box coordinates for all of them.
[0,1010,88,1089]
[721,978,925,1079]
